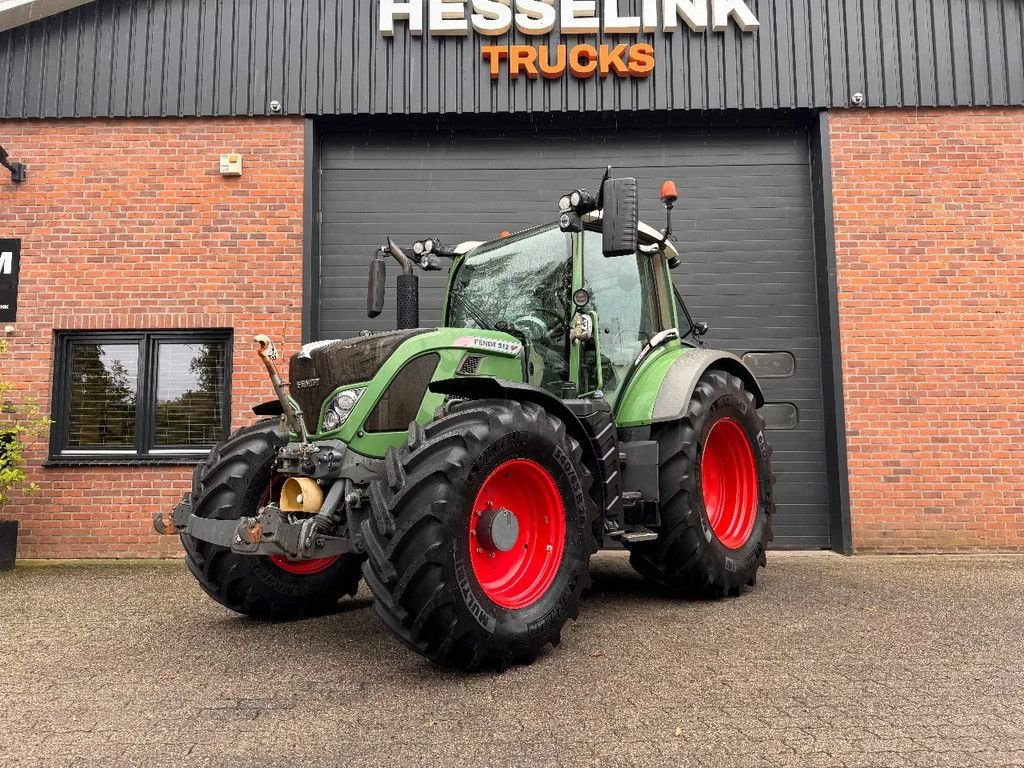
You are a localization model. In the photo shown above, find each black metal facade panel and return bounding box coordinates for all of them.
[2,0,1022,118]
[317,124,831,548]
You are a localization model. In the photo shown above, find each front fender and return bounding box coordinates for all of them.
[428,377,604,481]
[615,343,765,428]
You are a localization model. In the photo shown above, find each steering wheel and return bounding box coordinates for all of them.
[510,314,551,342]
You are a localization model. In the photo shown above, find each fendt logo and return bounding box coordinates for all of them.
[380,0,759,81]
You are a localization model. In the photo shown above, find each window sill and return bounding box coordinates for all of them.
[44,455,208,468]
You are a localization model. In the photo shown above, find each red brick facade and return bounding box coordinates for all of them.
[0,117,306,557]
[830,108,1024,552]
[1,110,1021,557]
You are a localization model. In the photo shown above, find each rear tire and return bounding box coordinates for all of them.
[182,421,364,620]
[626,370,774,598]
[362,399,598,670]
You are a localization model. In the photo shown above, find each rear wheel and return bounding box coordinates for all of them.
[626,370,774,598]
[182,421,364,620]
[362,399,597,670]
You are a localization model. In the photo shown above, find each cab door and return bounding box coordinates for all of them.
[571,228,671,403]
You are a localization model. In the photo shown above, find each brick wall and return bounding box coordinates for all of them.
[830,108,1024,552]
[3,110,1021,557]
[0,117,306,558]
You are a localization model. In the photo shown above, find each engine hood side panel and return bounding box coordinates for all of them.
[292,328,525,458]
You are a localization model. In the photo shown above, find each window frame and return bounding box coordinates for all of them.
[48,329,233,466]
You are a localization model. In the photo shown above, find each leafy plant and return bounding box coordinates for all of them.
[0,339,51,511]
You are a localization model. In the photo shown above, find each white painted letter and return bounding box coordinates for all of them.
[604,0,640,33]
[561,0,600,34]
[472,0,513,34]
[515,0,556,34]
[662,0,706,32]
[430,0,469,34]
[0,252,11,275]
[712,0,759,31]
[380,0,424,35]
[641,0,659,32]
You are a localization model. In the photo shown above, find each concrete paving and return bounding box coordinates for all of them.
[1,552,1022,767]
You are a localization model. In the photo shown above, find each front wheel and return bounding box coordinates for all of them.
[362,399,598,670]
[626,370,775,598]
[182,421,364,620]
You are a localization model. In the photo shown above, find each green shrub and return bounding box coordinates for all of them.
[0,339,51,511]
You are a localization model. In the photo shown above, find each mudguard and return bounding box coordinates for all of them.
[616,345,765,428]
[429,377,594,448]
[428,377,606,486]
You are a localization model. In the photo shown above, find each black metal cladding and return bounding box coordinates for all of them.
[1,0,1022,119]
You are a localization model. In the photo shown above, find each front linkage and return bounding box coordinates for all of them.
[153,338,377,565]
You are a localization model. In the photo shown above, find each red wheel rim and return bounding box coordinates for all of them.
[700,418,758,550]
[259,478,339,576]
[468,459,566,610]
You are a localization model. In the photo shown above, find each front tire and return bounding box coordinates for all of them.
[362,399,598,670]
[182,421,364,620]
[626,370,775,598]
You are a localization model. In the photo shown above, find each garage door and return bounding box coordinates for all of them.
[317,125,830,549]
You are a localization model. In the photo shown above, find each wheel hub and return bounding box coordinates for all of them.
[476,506,520,553]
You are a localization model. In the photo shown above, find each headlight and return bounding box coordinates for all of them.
[321,387,366,431]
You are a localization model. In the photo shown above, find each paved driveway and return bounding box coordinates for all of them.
[1,552,1022,767]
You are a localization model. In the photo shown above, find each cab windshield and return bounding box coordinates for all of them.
[446,225,572,391]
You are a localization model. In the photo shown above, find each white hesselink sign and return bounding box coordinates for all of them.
[380,0,760,80]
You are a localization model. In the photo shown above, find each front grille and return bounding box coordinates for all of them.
[288,330,428,429]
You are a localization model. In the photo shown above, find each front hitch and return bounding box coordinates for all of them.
[152,498,359,560]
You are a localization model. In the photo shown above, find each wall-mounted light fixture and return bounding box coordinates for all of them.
[0,144,27,183]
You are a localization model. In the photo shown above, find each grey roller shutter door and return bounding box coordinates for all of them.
[318,126,830,549]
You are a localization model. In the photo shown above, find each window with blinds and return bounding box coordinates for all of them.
[50,331,232,463]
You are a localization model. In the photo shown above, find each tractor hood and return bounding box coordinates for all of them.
[288,330,430,425]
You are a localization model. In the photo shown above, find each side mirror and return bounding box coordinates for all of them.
[367,254,386,318]
[601,177,639,257]
[694,321,710,337]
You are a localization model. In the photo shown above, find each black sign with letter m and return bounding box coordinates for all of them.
[0,238,20,323]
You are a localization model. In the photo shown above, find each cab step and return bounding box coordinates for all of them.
[609,526,659,544]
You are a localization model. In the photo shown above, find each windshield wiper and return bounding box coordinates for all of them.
[450,287,534,350]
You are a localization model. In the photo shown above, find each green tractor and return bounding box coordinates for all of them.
[156,172,775,669]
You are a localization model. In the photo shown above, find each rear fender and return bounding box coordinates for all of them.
[616,346,764,428]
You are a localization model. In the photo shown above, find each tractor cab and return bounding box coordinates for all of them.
[444,214,687,404]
